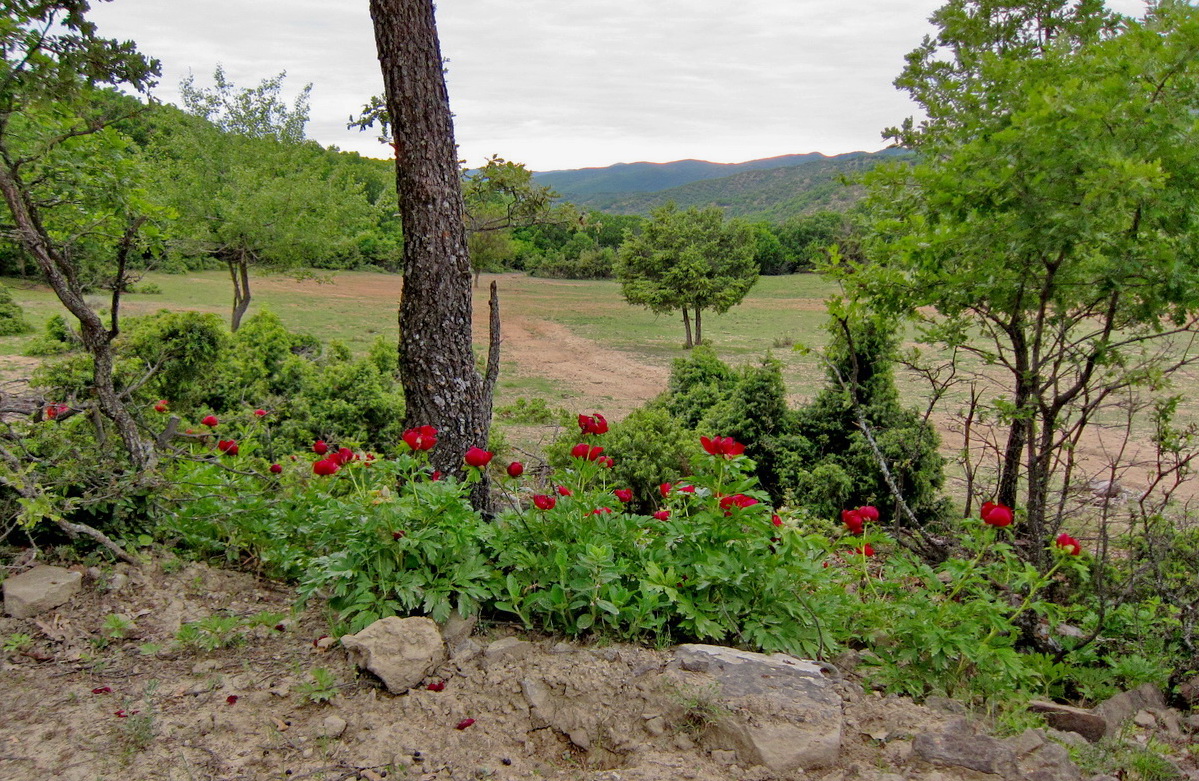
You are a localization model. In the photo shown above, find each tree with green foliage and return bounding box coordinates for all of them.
[845,0,1199,562]
[155,71,374,330]
[462,155,574,284]
[616,203,757,348]
[0,0,160,477]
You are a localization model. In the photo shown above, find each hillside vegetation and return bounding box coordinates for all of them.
[538,150,910,221]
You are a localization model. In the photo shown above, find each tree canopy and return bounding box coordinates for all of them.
[843,0,1199,559]
[616,203,757,348]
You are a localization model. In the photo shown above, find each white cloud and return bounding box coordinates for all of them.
[88,0,1153,171]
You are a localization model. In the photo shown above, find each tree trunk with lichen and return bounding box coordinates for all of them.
[370,0,498,495]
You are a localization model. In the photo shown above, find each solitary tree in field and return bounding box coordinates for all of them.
[369,0,499,487]
[844,0,1199,562]
[616,203,757,348]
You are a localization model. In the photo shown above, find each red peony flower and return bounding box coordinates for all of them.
[700,435,746,458]
[659,482,672,498]
[589,507,613,515]
[614,488,633,503]
[852,544,876,557]
[313,459,339,476]
[676,484,695,494]
[597,456,614,469]
[507,461,524,478]
[217,439,239,456]
[533,494,556,511]
[578,412,609,436]
[430,470,442,481]
[556,485,572,497]
[1055,533,1082,556]
[772,514,783,527]
[842,509,864,535]
[652,510,670,521]
[253,409,267,417]
[269,463,282,474]
[455,718,475,730]
[153,400,168,413]
[313,439,329,455]
[981,501,1014,527]
[331,446,354,466]
[719,494,759,512]
[570,442,589,458]
[464,447,493,468]
[427,681,446,692]
[201,414,219,427]
[858,505,880,522]
[402,425,438,451]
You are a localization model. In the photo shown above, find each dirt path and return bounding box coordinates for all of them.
[494,313,669,419]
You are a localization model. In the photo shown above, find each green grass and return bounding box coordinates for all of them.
[1,270,842,401]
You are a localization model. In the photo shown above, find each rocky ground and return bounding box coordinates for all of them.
[1,554,1197,781]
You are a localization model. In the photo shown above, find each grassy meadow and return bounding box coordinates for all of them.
[0,270,846,410]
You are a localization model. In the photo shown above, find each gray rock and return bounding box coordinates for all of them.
[483,636,533,665]
[341,616,446,694]
[439,611,476,648]
[3,565,82,618]
[710,749,737,766]
[1094,683,1166,738]
[924,695,967,715]
[449,637,481,663]
[644,716,666,737]
[1008,730,1082,781]
[912,719,1018,777]
[107,571,130,592]
[673,644,843,772]
[1132,710,1157,729]
[1028,700,1108,743]
[320,715,348,739]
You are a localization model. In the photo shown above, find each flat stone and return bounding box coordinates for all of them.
[1028,700,1108,743]
[341,616,446,694]
[673,644,843,772]
[4,565,82,618]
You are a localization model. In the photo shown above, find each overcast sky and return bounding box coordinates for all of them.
[87,1,1149,172]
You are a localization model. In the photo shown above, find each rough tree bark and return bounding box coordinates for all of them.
[370,0,499,492]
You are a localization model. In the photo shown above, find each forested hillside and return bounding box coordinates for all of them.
[537,149,910,221]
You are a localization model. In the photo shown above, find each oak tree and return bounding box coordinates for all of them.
[845,0,1199,561]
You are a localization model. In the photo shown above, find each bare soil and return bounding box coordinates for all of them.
[0,556,958,781]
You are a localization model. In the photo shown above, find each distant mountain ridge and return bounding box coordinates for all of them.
[535,149,910,222]
[533,152,832,197]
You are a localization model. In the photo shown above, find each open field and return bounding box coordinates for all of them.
[5,269,1199,506]
[0,270,842,417]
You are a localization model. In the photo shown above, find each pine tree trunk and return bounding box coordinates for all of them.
[694,306,703,345]
[370,0,495,494]
[682,306,693,348]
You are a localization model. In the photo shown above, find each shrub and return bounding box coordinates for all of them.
[0,284,31,336]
